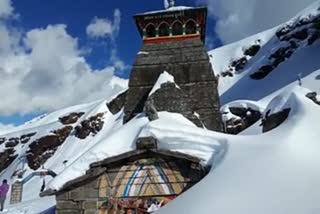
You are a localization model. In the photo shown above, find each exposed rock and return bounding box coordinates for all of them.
[0,148,17,173]
[0,137,6,145]
[5,138,20,148]
[20,132,37,144]
[269,46,295,67]
[75,113,104,139]
[221,70,234,77]
[291,28,309,40]
[231,57,248,72]
[306,92,320,105]
[27,126,73,170]
[244,45,261,56]
[312,21,320,30]
[308,32,320,45]
[262,108,291,133]
[144,99,159,121]
[107,90,128,114]
[250,65,274,80]
[59,112,85,125]
[224,107,262,134]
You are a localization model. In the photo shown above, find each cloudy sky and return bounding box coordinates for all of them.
[0,0,316,127]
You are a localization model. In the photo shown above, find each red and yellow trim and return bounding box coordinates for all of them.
[143,34,200,43]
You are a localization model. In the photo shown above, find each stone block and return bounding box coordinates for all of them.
[69,189,98,200]
[82,179,98,189]
[56,192,69,200]
[82,200,97,210]
[56,209,81,214]
[84,210,97,214]
[136,137,158,150]
[56,200,80,209]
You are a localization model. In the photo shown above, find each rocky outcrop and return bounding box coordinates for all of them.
[0,137,6,145]
[224,107,262,134]
[124,39,222,131]
[306,92,320,105]
[250,65,274,80]
[5,138,20,148]
[107,90,128,114]
[251,14,320,80]
[74,113,104,139]
[244,44,261,56]
[27,126,73,170]
[59,112,85,125]
[220,43,262,79]
[0,148,17,173]
[262,108,291,133]
[20,132,37,144]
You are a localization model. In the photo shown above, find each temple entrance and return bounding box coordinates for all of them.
[97,156,204,214]
[99,196,176,214]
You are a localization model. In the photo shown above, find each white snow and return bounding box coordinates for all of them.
[149,71,180,96]
[138,6,196,15]
[157,87,320,214]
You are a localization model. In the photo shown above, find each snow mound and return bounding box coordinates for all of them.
[149,71,180,96]
[157,87,320,214]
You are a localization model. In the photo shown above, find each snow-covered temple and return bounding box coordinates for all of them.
[45,1,222,213]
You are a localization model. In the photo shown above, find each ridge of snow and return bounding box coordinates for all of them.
[149,71,180,96]
[157,86,320,214]
[138,6,196,15]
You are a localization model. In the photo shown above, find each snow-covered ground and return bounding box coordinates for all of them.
[1,0,320,213]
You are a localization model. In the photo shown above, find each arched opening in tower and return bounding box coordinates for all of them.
[159,22,170,37]
[185,20,197,35]
[172,21,183,36]
[146,24,156,38]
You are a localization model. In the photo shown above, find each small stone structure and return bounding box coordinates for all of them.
[51,137,208,214]
[10,182,23,204]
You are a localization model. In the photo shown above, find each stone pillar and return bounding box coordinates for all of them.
[10,181,23,204]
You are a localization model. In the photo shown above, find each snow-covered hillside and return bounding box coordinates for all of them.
[1,1,320,213]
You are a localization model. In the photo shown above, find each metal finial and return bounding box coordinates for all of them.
[169,0,175,7]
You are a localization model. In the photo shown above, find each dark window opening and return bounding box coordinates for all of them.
[172,22,183,36]
[159,23,170,37]
[186,20,197,35]
[146,24,156,38]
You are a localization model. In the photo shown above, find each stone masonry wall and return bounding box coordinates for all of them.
[56,178,100,214]
[124,38,222,131]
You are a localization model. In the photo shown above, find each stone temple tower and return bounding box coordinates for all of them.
[124,1,222,131]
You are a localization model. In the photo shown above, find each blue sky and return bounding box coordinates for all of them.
[0,0,222,126]
[12,0,221,77]
[0,0,313,127]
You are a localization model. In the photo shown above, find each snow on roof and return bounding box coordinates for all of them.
[137,6,197,15]
[149,71,180,96]
[157,86,320,214]
[47,111,222,191]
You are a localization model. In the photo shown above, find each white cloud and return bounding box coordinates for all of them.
[199,0,317,44]
[0,0,13,18]
[0,13,127,115]
[86,9,121,39]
